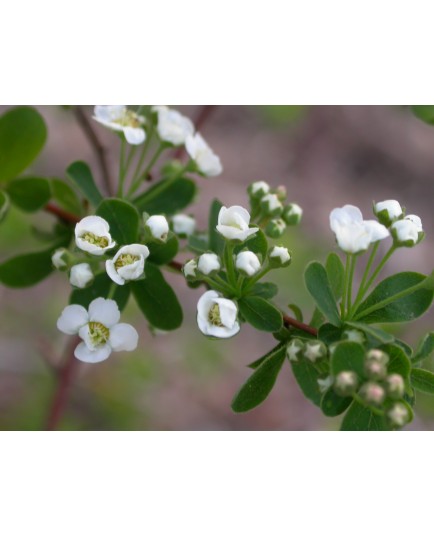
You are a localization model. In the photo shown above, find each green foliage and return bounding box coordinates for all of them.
[70,273,130,311]
[238,296,283,332]
[326,252,345,300]
[208,199,225,255]
[289,355,323,407]
[247,282,278,299]
[0,106,47,183]
[133,177,197,215]
[148,234,179,265]
[231,343,286,412]
[0,191,10,222]
[330,341,365,378]
[96,198,140,245]
[304,261,341,326]
[412,332,434,364]
[411,105,434,125]
[132,263,183,331]
[234,229,268,260]
[66,161,103,207]
[411,368,434,395]
[7,177,51,212]
[51,178,82,215]
[381,343,411,379]
[340,401,388,431]
[321,388,352,417]
[345,321,394,344]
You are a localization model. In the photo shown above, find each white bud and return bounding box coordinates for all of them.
[153,106,194,146]
[342,329,365,344]
[260,193,283,216]
[388,403,410,427]
[172,214,196,237]
[216,206,258,242]
[318,376,334,393]
[286,339,304,362]
[69,263,94,289]
[52,248,69,270]
[334,371,359,396]
[248,181,270,198]
[185,133,222,177]
[385,374,405,399]
[374,200,403,226]
[145,215,169,242]
[391,219,419,247]
[282,203,303,225]
[183,259,198,279]
[303,341,327,362]
[197,253,221,275]
[366,349,389,365]
[235,251,261,277]
[269,246,291,267]
[360,382,385,405]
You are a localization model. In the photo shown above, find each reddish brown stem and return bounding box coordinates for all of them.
[45,336,80,431]
[283,314,318,336]
[173,105,219,160]
[45,202,80,224]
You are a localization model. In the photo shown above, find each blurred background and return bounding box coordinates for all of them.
[1,105,434,431]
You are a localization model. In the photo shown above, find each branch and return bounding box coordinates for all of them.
[73,106,113,196]
[45,202,80,224]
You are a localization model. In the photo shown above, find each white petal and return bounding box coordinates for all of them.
[74,342,112,363]
[123,127,146,145]
[88,298,120,327]
[57,304,89,335]
[94,105,126,122]
[109,323,139,352]
[219,206,250,227]
[106,260,125,285]
[75,215,110,236]
[215,298,238,328]
[70,263,93,288]
[364,220,389,242]
[117,258,144,281]
[406,215,423,231]
[206,321,241,339]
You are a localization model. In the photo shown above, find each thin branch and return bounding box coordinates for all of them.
[283,314,318,336]
[45,202,80,224]
[173,105,219,160]
[73,106,113,196]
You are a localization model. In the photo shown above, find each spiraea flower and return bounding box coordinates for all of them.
[52,248,69,270]
[248,181,270,199]
[235,251,261,276]
[106,244,150,285]
[330,205,389,254]
[216,206,258,242]
[260,193,283,217]
[197,253,221,275]
[145,215,169,242]
[69,263,94,289]
[183,259,198,280]
[388,403,410,427]
[334,371,359,397]
[93,105,146,145]
[185,133,223,177]
[153,105,194,146]
[374,200,403,226]
[57,297,138,363]
[172,214,196,237]
[282,203,303,226]
[265,218,286,238]
[268,246,291,267]
[197,290,240,339]
[75,216,116,256]
[391,214,424,247]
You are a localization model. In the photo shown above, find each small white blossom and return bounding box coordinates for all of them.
[385,374,405,399]
[249,181,270,198]
[93,105,146,145]
[185,133,223,177]
[388,403,410,427]
[70,263,94,288]
[57,297,138,363]
[391,217,421,246]
[145,215,169,242]
[260,193,283,216]
[75,216,116,256]
[286,339,304,362]
[172,214,196,237]
[303,342,326,362]
[183,259,198,279]
[197,290,240,339]
[374,200,403,225]
[405,214,423,231]
[153,105,194,146]
[282,203,303,225]
[334,371,359,396]
[52,248,68,270]
[265,218,286,238]
[198,253,221,275]
[106,244,150,286]
[360,382,385,405]
[269,246,291,266]
[216,206,258,242]
[235,251,261,277]
[330,205,389,254]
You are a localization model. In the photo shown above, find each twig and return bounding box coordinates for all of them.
[45,336,80,431]
[73,106,113,196]
[173,105,219,160]
[283,314,318,336]
[45,202,80,224]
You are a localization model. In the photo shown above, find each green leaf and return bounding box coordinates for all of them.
[330,341,365,378]
[380,343,411,379]
[321,388,352,417]
[132,263,183,331]
[412,332,434,364]
[238,296,283,332]
[345,321,394,344]
[208,199,225,256]
[411,368,434,395]
[234,229,268,260]
[304,261,341,327]
[7,176,51,212]
[412,105,434,125]
[248,344,283,369]
[66,161,103,207]
[188,234,209,254]
[70,273,130,311]
[148,233,179,265]
[326,252,345,300]
[318,323,342,345]
[290,357,323,407]
[288,304,303,322]
[231,343,286,412]
[310,307,325,329]
[340,401,388,431]
[247,282,278,300]
[96,198,140,245]
[0,191,10,222]
[354,272,434,324]
[51,178,82,215]
[0,106,47,182]
[133,177,197,215]
[395,339,413,359]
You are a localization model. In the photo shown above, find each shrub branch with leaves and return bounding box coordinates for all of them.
[1,104,434,431]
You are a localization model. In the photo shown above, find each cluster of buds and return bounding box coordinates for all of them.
[286,338,327,364]
[247,181,302,239]
[373,200,424,248]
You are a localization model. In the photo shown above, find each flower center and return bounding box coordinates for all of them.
[208,303,224,327]
[88,321,110,346]
[81,232,109,248]
[115,254,140,269]
[114,110,143,128]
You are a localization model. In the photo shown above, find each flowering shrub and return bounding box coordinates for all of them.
[1,104,434,431]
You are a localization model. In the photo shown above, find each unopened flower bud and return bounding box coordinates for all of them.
[260,193,283,217]
[145,215,170,242]
[248,181,270,199]
[365,359,387,381]
[172,214,196,237]
[183,259,198,280]
[391,216,424,248]
[318,376,334,393]
[268,246,291,268]
[275,186,287,202]
[286,338,304,362]
[282,203,303,226]
[366,349,389,366]
[374,200,403,227]
[385,374,405,399]
[334,371,359,397]
[235,251,261,277]
[69,263,94,289]
[265,218,286,238]
[387,402,410,427]
[360,382,385,406]
[303,340,327,363]
[342,329,365,344]
[52,248,69,271]
[197,253,221,275]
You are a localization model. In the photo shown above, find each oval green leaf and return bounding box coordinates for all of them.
[133,177,197,216]
[380,343,411,379]
[148,233,179,265]
[340,401,388,431]
[411,368,434,395]
[51,178,82,215]
[321,388,352,417]
[304,261,341,327]
[290,356,323,407]
[0,191,10,222]
[326,252,345,300]
[412,332,434,364]
[66,161,103,207]
[238,296,283,332]
[330,341,365,378]
[7,176,51,212]
[96,198,140,246]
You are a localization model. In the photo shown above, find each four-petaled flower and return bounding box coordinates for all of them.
[93,105,146,145]
[57,297,139,363]
[197,290,240,339]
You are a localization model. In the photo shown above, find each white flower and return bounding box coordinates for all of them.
[57,297,138,363]
[330,205,389,254]
[172,214,196,236]
[235,251,261,276]
[52,248,68,270]
[70,263,94,288]
[391,216,422,246]
[374,200,403,225]
[183,259,198,279]
[75,216,116,256]
[405,214,423,231]
[260,193,283,216]
[93,105,146,145]
[185,133,223,177]
[106,244,150,286]
[145,215,169,242]
[197,290,240,339]
[216,206,258,242]
[269,246,291,266]
[153,106,194,146]
[198,253,221,275]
